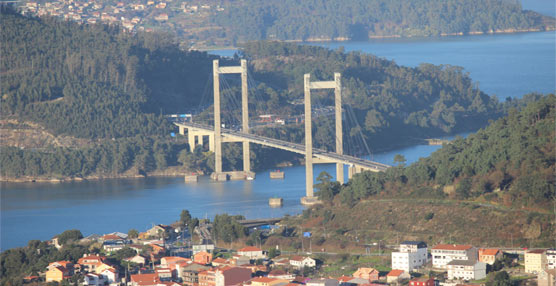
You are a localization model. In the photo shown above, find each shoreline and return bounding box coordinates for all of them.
[0,132,462,184]
[194,27,555,50]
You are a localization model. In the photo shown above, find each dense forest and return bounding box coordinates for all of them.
[212,0,553,43]
[0,9,525,179]
[316,94,555,210]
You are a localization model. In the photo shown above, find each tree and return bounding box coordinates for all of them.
[315,171,341,203]
[128,229,139,239]
[57,229,83,245]
[267,248,280,258]
[393,154,406,166]
[180,209,192,227]
[487,271,512,286]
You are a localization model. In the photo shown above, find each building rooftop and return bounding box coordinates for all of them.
[432,244,473,251]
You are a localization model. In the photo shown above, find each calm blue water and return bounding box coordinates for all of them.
[214,31,555,100]
[1,143,447,251]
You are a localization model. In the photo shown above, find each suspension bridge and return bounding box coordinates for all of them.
[174,59,390,205]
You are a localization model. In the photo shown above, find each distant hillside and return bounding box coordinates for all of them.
[293,95,555,248]
[210,0,555,44]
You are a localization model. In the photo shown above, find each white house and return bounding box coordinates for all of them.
[237,246,265,259]
[125,255,147,265]
[447,260,486,281]
[432,244,477,269]
[392,241,428,272]
[84,273,104,286]
[289,256,316,269]
[101,268,118,284]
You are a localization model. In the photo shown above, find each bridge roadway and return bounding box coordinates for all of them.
[175,122,390,172]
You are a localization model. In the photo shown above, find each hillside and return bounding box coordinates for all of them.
[0,10,524,180]
[212,0,555,44]
[287,95,555,249]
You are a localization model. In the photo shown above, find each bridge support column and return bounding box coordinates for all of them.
[334,72,344,184]
[188,133,196,152]
[241,59,251,174]
[213,60,223,174]
[303,74,314,199]
[208,134,215,152]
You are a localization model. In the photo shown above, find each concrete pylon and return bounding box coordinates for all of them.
[302,72,343,204]
[334,73,343,184]
[213,60,222,174]
[241,59,250,174]
[304,74,314,198]
[212,59,251,178]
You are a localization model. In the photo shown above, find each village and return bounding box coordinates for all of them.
[26,220,556,286]
[18,0,224,36]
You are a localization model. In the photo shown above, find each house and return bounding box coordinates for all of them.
[212,258,229,267]
[289,256,316,269]
[251,277,290,286]
[214,266,252,286]
[268,270,296,280]
[78,254,107,273]
[125,255,147,265]
[130,273,160,286]
[386,270,410,283]
[195,251,213,265]
[306,278,340,286]
[447,260,486,281]
[537,268,556,286]
[48,260,74,271]
[272,257,290,267]
[199,269,216,286]
[392,241,428,272]
[156,267,173,281]
[84,273,104,286]
[525,249,547,274]
[146,224,174,239]
[179,262,211,286]
[432,245,477,269]
[231,255,250,266]
[154,13,169,21]
[46,266,70,282]
[409,278,436,286]
[547,249,556,270]
[478,249,502,265]
[161,256,191,276]
[101,268,118,284]
[352,267,379,282]
[237,246,265,259]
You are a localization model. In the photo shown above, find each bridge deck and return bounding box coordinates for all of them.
[176,122,390,172]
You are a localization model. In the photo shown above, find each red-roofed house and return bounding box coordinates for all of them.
[195,251,213,265]
[215,266,252,286]
[130,273,160,286]
[409,278,436,286]
[251,277,289,286]
[268,270,296,280]
[212,258,230,267]
[238,246,265,259]
[386,270,410,283]
[78,254,107,273]
[431,245,477,269]
[478,249,502,265]
[352,268,379,282]
[46,266,70,282]
[199,269,216,286]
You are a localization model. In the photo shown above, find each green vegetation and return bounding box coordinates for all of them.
[212,214,247,243]
[213,0,553,43]
[338,94,555,209]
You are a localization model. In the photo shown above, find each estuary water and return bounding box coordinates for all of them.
[2,21,555,251]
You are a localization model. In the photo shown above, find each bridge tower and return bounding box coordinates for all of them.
[302,73,343,204]
[212,59,251,180]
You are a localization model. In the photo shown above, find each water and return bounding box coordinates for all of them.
[1,142,449,251]
[212,31,555,100]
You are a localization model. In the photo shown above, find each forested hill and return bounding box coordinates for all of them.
[326,94,555,209]
[241,41,501,150]
[213,0,554,43]
[303,95,555,247]
[0,8,215,139]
